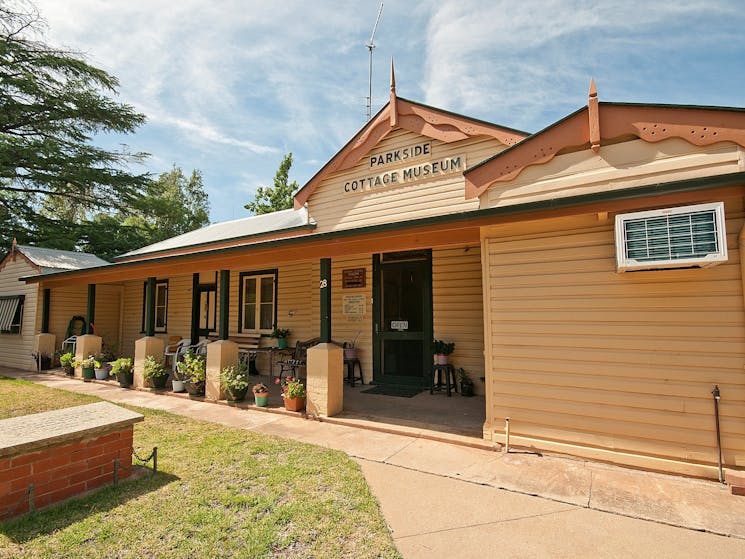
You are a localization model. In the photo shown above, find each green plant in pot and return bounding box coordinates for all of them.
[59,352,75,376]
[143,355,169,390]
[433,340,455,365]
[277,375,306,412]
[457,367,474,397]
[75,355,99,381]
[270,326,291,349]
[177,351,206,397]
[252,382,269,407]
[220,362,250,403]
[111,357,134,387]
[94,354,111,381]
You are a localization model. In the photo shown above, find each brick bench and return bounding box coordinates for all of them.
[0,402,144,520]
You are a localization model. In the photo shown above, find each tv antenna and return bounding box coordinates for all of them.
[366,2,384,121]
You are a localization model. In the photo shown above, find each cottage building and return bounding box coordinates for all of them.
[0,240,108,370]
[19,77,745,479]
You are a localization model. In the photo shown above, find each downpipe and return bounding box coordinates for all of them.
[712,385,724,484]
[504,417,510,453]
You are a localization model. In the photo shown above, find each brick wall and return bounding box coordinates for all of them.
[0,427,134,520]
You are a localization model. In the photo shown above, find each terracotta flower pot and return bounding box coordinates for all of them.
[283,396,305,412]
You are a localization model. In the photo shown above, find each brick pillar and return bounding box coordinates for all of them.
[306,343,343,417]
[74,334,102,378]
[134,336,165,388]
[206,340,238,400]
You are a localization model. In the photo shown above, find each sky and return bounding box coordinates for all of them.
[31,0,745,223]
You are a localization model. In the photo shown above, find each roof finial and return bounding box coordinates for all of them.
[11,238,17,252]
[390,57,398,127]
[390,57,396,96]
[588,78,600,152]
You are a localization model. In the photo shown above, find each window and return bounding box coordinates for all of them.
[141,280,168,332]
[239,270,277,333]
[0,295,24,334]
[615,202,728,272]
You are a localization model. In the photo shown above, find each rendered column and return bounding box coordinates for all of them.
[306,342,343,417]
[74,334,102,378]
[205,340,238,400]
[134,336,165,388]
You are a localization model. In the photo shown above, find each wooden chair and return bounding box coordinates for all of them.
[276,338,320,381]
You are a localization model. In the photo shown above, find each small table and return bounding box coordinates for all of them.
[430,363,458,397]
[251,347,292,381]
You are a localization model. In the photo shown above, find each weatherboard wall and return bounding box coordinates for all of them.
[0,256,39,370]
[307,129,506,233]
[480,198,745,477]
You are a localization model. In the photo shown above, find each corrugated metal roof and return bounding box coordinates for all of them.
[116,207,313,259]
[17,245,109,272]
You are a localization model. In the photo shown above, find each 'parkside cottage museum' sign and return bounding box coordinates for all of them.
[342,142,465,194]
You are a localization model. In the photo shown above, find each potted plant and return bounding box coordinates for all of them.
[270,326,291,349]
[177,351,206,397]
[171,360,186,393]
[220,363,250,403]
[252,382,269,407]
[94,355,111,381]
[59,352,75,376]
[75,355,98,381]
[276,376,305,412]
[343,332,361,359]
[111,357,134,387]
[143,355,169,390]
[457,367,474,397]
[433,340,455,365]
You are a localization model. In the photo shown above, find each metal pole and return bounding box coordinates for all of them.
[153,446,158,474]
[712,385,724,483]
[505,417,511,453]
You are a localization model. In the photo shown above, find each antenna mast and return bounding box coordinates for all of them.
[366,2,384,121]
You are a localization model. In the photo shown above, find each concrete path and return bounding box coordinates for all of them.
[5,371,745,558]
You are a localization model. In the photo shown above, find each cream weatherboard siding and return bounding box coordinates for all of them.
[0,257,39,370]
[332,256,373,383]
[480,199,745,476]
[483,138,744,209]
[45,284,122,356]
[308,129,506,233]
[433,246,485,395]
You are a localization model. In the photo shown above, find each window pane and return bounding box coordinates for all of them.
[260,303,273,330]
[245,279,256,304]
[155,307,166,328]
[156,285,167,306]
[260,277,274,303]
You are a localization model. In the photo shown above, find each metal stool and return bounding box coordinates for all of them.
[344,358,364,387]
[430,363,458,397]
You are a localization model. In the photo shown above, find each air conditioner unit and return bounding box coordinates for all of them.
[615,202,727,272]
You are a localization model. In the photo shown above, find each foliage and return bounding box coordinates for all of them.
[0,1,150,249]
[270,326,291,339]
[73,355,100,369]
[457,367,473,384]
[344,332,361,349]
[219,363,250,391]
[433,340,455,356]
[26,165,211,260]
[110,357,133,375]
[276,375,306,399]
[58,352,74,367]
[244,152,299,214]
[253,382,269,394]
[0,377,401,558]
[176,350,206,382]
[143,355,168,380]
[100,336,118,362]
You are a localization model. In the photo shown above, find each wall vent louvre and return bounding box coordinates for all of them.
[614,202,727,272]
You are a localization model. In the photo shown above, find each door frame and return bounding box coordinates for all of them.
[191,273,217,342]
[372,250,433,386]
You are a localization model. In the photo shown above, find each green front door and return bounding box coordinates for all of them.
[373,250,432,386]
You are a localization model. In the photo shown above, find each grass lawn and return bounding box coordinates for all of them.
[0,376,401,559]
